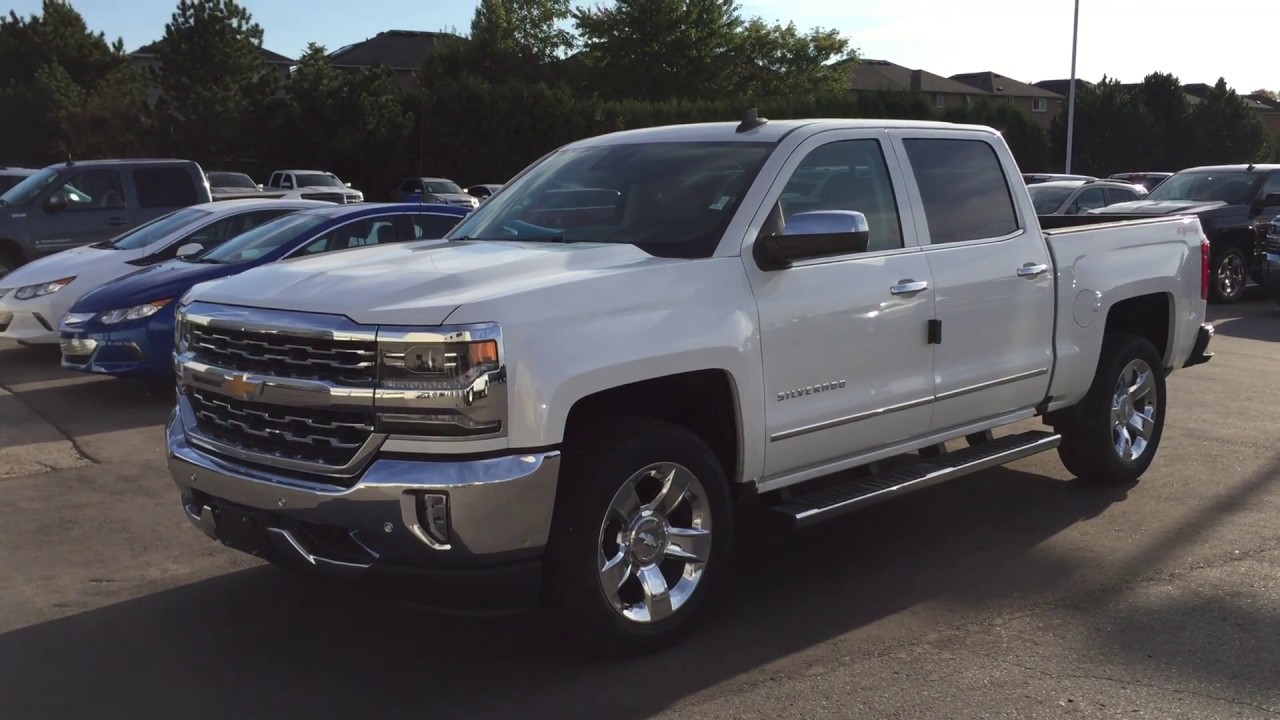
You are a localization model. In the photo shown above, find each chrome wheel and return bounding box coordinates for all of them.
[1111,358,1157,462]
[597,462,712,624]
[1217,253,1245,299]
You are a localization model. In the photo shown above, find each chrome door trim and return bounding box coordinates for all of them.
[770,395,933,442]
[934,367,1049,402]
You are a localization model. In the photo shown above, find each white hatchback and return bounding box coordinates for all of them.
[0,198,331,344]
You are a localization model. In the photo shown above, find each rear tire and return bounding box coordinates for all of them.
[547,417,733,656]
[1056,332,1166,485]
[1210,246,1247,303]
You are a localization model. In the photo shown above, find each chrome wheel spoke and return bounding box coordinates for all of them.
[1128,370,1154,402]
[1116,427,1134,461]
[600,550,632,593]
[637,564,673,622]
[608,481,642,522]
[1129,411,1154,440]
[665,526,711,563]
[648,464,694,515]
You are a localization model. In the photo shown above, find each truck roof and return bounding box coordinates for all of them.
[1180,164,1280,173]
[39,158,196,169]
[564,118,1000,149]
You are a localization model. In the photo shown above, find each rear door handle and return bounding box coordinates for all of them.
[890,280,929,295]
[1017,263,1049,278]
[107,217,129,227]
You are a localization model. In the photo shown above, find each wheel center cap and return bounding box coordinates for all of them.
[629,516,669,564]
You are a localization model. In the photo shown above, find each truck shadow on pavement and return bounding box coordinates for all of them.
[0,467,1140,720]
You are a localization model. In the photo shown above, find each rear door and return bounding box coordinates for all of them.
[132,165,202,223]
[890,130,1055,433]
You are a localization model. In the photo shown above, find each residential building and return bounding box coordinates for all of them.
[1034,79,1092,98]
[950,72,1065,129]
[1245,93,1280,136]
[325,30,463,89]
[129,42,294,104]
[848,59,989,110]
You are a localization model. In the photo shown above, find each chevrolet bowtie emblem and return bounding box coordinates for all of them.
[221,372,261,402]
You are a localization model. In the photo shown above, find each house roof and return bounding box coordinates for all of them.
[327,30,463,71]
[1181,83,1276,110]
[848,59,989,96]
[1033,79,1092,96]
[131,40,293,65]
[1245,93,1279,110]
[951,71,1063,99]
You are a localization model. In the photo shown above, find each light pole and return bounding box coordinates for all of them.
[1064,0,1080,173]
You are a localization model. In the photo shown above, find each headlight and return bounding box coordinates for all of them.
[14,276,75,300]
[374,322,506,438]
[99,298,172,325]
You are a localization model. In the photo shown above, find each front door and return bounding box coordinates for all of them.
[32,168,132,255]
[744,130,937,479]
[890,131,1055,432]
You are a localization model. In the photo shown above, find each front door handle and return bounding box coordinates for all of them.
[107,217,129,227]
[1017,263,1049,278]
[890,280,929,295]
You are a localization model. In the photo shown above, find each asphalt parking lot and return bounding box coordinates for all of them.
[1,299,1278,719]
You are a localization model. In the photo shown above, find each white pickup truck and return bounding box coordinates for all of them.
[166,116,1215,654]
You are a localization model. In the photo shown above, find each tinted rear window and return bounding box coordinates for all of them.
[134,167,199,208]
[903,138,1019,244]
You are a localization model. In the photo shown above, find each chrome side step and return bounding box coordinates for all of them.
[769,430,1061,528]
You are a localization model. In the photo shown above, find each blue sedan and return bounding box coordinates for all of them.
[58,203,469,378]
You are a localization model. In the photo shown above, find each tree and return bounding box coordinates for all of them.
[1191,78,1271,165]
[1048,77,1149,175]
[421,0,573,87]
[1133,72,1196,169]
[1251,88,1278,102]
[728,18,855,98]
[154,0,276,166]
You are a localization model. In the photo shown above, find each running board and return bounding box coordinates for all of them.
[769,430,1061,528]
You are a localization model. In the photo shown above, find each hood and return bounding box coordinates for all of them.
[0,244,146,289]
[428,192,476,204]
[189,240,680,325]
[1094,199,1229,216]
[299,184,359,194]
[69,257,246,313]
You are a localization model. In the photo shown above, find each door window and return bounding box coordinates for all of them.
[902,138,1019,243]
[1260,172,1280,199]
[134,167,199,208]
[295,217,399,257]
[1103,188,1137,205]
[51,169,126,211]
[776,139,903,252]
[412,212,461,239]
[1069,188,1106,214]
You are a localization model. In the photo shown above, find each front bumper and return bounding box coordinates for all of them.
[0,296,66,344]
[1183,322,1214,368]
[166,412,559,611]
[59,317,172,377]
[1264,250,1280,300]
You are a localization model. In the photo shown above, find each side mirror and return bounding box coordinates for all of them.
[345,182,353,188]
[176,242,204,258]
[754,209,870,270]
[257,183,264,190]
[44,194,68,213]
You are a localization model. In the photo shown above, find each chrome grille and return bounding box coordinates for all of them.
[300,191,346,204]
[186,324,376,385]
[188,388,373,468]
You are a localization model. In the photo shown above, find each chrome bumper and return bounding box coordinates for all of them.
[166,411,560,573]
[1265,251,1280,298]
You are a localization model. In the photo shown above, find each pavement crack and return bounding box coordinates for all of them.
[0,380,99,465]
[962,648,1279,715]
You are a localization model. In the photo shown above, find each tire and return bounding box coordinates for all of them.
[1210,246,1247,303]
[547,417,733,656]
[0,247,20,281]
[1056,332,1166,485]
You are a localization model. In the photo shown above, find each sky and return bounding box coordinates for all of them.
[9,0,1277,93]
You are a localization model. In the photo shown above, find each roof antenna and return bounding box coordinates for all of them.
[736,107,768,133]
[65,152,74,166]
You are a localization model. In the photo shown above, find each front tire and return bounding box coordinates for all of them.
[548,417,733,655]
[1056,332,1166,485]
[1211,246,1247,303]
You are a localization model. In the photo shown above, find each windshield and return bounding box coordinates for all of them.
[447,141,774,259]
[1027,185,1076,214]
[1146,171,1260,204]
[425,181,463,194]
[208,172,257,189]
[294,173,343,188]
[0,167,59,206]
[196,213,328,263]
[107,207,213,250]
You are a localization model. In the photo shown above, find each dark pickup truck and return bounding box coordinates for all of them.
[1085,164,1280,303]
[0,159,212,278]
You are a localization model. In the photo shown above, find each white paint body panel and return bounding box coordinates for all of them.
[180,120,1210,492]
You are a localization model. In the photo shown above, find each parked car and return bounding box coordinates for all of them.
[1027,179,1147,215]
[1086,164,1280,303]
[1108,172,1173,192]
[0,159,212,279]
[163,116,1214,653]
[1261,216,1280,302]
[467,183,504,200]
[58,203,468,377]
[0,199,330,344]
[266,170,363,204]
[0,167,35,194]
[207,171,268,201]
[1022,172,1096,184]
[393,176,479,208]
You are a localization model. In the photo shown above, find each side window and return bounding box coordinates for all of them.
[1070,188,1106,214]
[777,139,903,252]
[398,179,420,193]
[902,138,1019,244]
[412,213,461,239]
[52,169,126,211]
[1103,188,1136,205]
[294,217,398,257]
[134,167,199,208]
[280,174,295,189]
[1260,173,1280,199]
[268,173,281,188]
[231,209,294,236]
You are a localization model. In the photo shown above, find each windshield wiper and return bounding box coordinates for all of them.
[90,240,119,249]
[457,235,581,244]
[183,256,224,264]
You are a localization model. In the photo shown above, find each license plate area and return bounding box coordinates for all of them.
[210,503,276,558]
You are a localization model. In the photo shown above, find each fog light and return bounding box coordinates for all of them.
[417,493,450,544]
